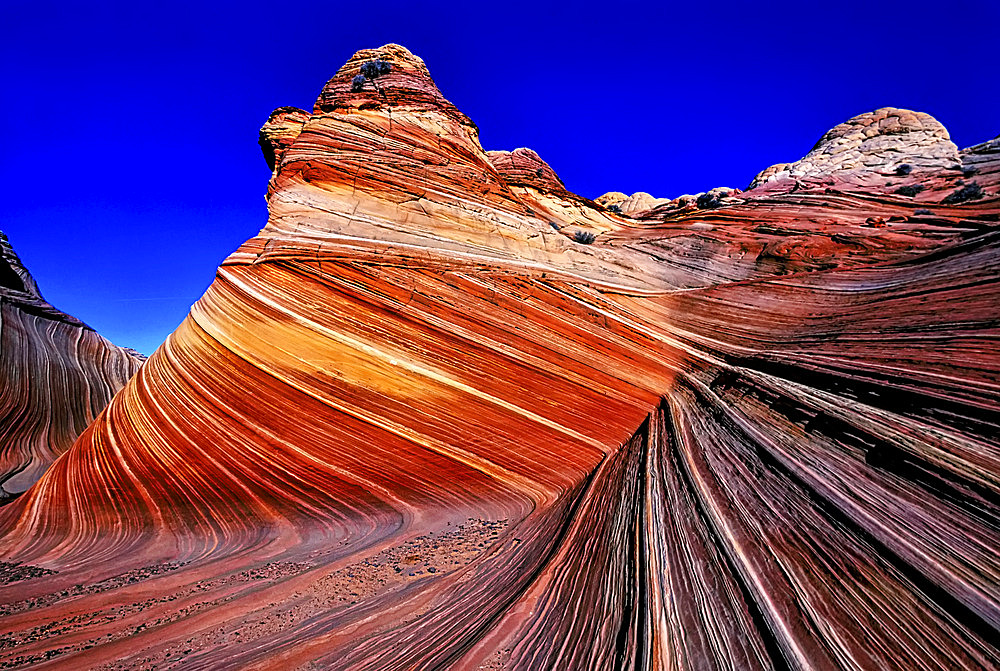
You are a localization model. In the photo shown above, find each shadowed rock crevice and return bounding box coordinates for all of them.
[0,259,25,293]
[0,233,34,296]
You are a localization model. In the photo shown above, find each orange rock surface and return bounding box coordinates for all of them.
[0,44,998,669]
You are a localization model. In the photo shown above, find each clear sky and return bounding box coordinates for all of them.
[4,1,999,355]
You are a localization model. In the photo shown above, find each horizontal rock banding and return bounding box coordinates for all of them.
[0,44,997,669]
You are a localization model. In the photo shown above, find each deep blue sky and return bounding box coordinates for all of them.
[4,1,998,354]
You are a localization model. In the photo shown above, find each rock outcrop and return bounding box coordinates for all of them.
[595,190,670,214]
[0,231,144,502]
[485,147,566,193]
[747,107,961,189]
[259,105,311,198]
[596,187,743,217]
[0,45,997,669]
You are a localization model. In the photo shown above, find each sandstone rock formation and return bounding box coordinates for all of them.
[747,107,962,189]
[485,147,565,192]
[0,231,144,503]
[0,45,997,669]
[597,187,744,217]
[595,190,670,214]
[259,105,311,198]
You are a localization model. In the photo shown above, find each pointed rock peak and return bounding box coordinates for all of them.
[313,43,477,133]
[0,230,39,298]
[0,229,89,329]
[486,148,567,192]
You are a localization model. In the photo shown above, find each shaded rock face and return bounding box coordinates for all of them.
[1,43,998,669]
[0,231,144,502]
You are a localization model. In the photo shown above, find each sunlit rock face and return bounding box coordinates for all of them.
[1,44,998,669]
[0,232,143,503]
[747,107,960,189]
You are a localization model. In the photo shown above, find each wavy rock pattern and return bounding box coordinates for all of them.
[0,45,998,669]
[0,232,143,502]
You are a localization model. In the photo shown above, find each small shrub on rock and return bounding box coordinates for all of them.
[696,192,722,209]
[895,184,924,197]
[351,74,367,92]
[913,208,933,215]
[360,59,392,80]
[606,204,622,214]
[942,182,984,204]
[894,164,912,176]
[573,230,597,244]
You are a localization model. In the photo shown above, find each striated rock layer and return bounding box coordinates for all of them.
[1,44,998,669]
[0,232,143,503]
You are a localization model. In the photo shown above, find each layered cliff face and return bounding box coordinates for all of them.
[0,232,144,503]
[0,44,997,669]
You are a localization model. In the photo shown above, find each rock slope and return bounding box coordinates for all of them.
[0,232,143,502]
[0,44,997,669]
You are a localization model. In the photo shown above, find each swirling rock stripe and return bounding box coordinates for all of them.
[447,230,1000,670]
[0,255,674,669]
[3,229,996,669]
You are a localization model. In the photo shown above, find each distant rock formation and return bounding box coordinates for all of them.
[748,107,960,189]
[595,190,670,214]
[0,45,997,669]
[0,231,143,502]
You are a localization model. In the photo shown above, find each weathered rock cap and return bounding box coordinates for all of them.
[313,43,477,134]
[748,107,960,189]
[486,148,566,193]
[258,106,311,173]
